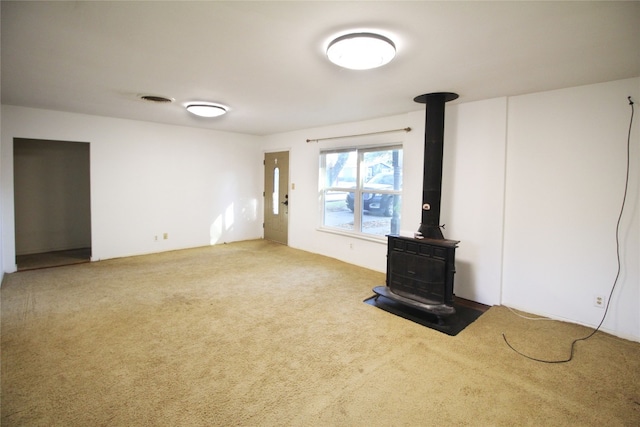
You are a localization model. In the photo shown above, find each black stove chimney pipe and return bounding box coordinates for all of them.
[414,92,458,239]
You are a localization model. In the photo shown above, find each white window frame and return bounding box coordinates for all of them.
[319,143,403,240]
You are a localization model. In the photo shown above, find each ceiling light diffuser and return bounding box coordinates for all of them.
[327,32,396,70]
[185,103,228,118]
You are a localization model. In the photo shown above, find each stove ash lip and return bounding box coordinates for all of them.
[414,91,459,240]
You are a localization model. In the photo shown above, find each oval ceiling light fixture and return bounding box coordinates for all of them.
[185,103,228,118]
[327,32,396,70]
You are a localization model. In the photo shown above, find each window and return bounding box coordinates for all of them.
[320,145,402,239]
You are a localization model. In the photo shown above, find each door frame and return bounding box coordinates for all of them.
[12,138,92,268]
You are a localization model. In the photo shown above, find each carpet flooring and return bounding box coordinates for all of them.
[1,240,639,426]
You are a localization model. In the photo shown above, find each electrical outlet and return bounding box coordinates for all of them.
[594,295,605,308]
[163,233,168,240]
[349,243,354,249]
[154,235,158,241]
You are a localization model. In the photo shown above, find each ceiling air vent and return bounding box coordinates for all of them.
[138,94,174,103]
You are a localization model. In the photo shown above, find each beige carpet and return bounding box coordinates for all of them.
[1,240,639,426]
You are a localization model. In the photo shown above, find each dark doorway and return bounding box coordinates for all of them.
[13,139,91,270]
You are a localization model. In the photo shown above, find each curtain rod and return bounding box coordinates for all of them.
[306,127,411,143]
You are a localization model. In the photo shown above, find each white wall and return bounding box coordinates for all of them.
[443,98,508,306]
[1,106,263,271]
[503,78,639,340]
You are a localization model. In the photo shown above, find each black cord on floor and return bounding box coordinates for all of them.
[503,95,635,363]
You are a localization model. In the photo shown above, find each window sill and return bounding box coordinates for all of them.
[316,226,389,244]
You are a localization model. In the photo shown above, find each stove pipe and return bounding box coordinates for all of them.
[414,92,459,240]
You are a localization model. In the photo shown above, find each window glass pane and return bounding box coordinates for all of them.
[323,189,354,230]
[362,149,403,191]
[323,150,356,230]
[360,195,401,237]
[325,151,357,188]
[272,167,279,215]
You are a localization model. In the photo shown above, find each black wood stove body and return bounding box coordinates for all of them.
[373,92,459,320]
[374,235,458,318]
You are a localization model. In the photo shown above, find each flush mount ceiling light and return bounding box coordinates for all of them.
[326,32,396,70]
[185,103,228,118]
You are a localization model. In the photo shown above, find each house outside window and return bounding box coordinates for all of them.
[320,145,402,239]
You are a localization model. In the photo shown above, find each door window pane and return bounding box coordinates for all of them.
[272,167,279,215]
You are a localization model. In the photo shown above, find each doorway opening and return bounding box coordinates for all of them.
[13,138,92,271]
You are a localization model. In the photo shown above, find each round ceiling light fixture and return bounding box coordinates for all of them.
[185,103,228,118]
[326,32,396,70]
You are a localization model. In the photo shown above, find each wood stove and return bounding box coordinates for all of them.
[373,92,459,320]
